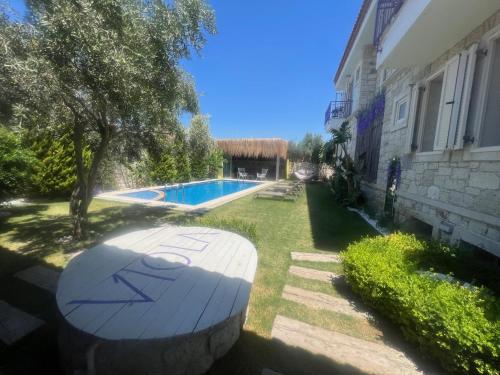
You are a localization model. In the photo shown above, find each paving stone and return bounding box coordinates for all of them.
[288,265,338,283]
[291,252,340,263]
[271,315,422,375]
[15,265,60,294]
[261,368,282,375]
[0,301,45,345]
[282,285,369,320]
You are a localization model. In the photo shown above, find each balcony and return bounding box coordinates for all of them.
[324,94,352,131]
[376,0,500,68]
[373,0,405,51]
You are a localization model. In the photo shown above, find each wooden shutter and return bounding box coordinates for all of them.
[405,85,419,153]
[434,55,460,151]
[452,44,478,149]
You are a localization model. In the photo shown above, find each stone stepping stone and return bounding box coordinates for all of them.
[15,265,60,295]
[271,315,422,375]
[291,252,340,263]
[261,369,282,375]
[288,265,338,283]
[282,285,369,320]
[0,301,45,345]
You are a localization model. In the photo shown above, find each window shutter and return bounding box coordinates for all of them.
[434,55,460,151]
[452,44,478,149]
[405,85,419,153]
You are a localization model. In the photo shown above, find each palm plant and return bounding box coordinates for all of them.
[323,121,361,205]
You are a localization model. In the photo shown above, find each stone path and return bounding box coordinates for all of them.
[271,252,428,374]
[15,265,60,295]
[291,252,340,263]
[261,368,282,375]
[271,315,422,375]
[288,265,338,283]
[0,301,44,345]
[282,285,369,320]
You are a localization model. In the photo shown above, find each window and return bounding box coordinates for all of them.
[478,36,500,147]
[398,101,407,120]
[406,47,478,154]
[355,66,361,82]
[393,94,408,128]
[420,73,444,151]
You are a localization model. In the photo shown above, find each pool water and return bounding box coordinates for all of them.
[118,180,261,206]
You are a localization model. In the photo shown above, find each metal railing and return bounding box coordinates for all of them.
[324,98,352,125]
[373,0,405,50]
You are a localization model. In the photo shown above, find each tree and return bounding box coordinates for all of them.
[173,129,191,182]
[30,128,92,197]
[0,126,36,200]
[288,133,323,163]
[150,151,178,184]
[187,114,220,179]
[1,0,215,238]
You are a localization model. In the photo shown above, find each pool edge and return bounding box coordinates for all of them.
[94,179,275,212]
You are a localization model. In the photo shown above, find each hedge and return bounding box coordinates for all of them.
[342,233,500,375]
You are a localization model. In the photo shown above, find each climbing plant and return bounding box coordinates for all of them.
[383,156,401,220]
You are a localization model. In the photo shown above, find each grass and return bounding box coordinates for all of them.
[0,183,379,374]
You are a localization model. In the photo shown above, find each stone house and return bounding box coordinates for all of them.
[325,0,500,258]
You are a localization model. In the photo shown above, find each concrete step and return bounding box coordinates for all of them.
[291,252,340,263]
[0,301,45,345]
[282,285,369,320]
[15,265,60,295]
[288,265,339,283]
[271,315,422,375]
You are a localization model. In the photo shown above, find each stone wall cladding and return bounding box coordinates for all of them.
[358,10,500,256]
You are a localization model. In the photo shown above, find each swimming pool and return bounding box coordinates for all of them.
[106,179,265,207]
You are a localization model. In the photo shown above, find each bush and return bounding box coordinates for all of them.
[0,127,37,200]
[30,131,91,197]
[150,152,178,184]
[195,216,257,244]
[342,233,500,375]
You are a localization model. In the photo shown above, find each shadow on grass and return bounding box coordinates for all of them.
[209,329,367,375]
[304,183,377,251]
[1,201,203,261]
[0,246,61,375]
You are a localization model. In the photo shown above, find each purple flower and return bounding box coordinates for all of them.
[357,92,385,135]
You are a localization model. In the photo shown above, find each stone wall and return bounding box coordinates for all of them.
[359,10,500,257]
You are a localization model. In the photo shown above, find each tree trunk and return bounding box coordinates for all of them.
[69,117,112,240]
[70,185,90,239]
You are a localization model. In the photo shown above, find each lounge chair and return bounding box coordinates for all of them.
[255,190,297,201]
[256,169,268,180]
[237,168,248,179]
[255,180,303,201]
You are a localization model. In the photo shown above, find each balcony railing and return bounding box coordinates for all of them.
[373,0,405,50]
[324,99,352,126]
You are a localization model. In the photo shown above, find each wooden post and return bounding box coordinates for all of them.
[229,156,233,178]
[276,155,280,181]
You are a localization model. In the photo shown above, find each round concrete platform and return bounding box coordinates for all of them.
[56,226,258,374]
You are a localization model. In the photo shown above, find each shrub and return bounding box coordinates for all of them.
[30,131,91,197]
[0,127,37,200]
[342,233,500,375]
[150,152,178,184]
[195,216,257,244]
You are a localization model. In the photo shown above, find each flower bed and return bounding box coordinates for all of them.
[342,233,500,375]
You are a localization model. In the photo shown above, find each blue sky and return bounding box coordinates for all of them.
[6,0,362,141]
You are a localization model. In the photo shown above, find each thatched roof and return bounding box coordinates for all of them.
[217,138,288,159]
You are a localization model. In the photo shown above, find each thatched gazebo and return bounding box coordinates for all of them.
[216,138,288,180]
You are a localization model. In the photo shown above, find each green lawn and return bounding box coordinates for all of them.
[0,183,378,374]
